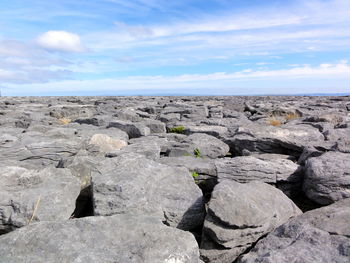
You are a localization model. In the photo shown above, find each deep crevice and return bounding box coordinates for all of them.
[289,191,323,212]
[71,186,94,218]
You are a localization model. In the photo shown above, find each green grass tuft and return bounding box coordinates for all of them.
[169,126,185,134]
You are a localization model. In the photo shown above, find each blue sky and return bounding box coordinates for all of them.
[1,0,350,95]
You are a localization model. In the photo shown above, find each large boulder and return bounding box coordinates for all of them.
[303,151,350,205]
[200,181,302,263]
[238,198,350,263]
[92,153,205,230]
[0,213,201,263]
[0,166,80,234]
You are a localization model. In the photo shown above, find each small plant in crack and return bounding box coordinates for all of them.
[191,171,199,179]
[193,148,201,158]
[191,171,200,184]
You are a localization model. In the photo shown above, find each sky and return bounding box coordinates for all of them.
[0,0,350,96]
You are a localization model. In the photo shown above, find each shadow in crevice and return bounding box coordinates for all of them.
[289,191,322,212]
[71,186,94,218]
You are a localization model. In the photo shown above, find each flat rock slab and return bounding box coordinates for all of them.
[0,167,80,234]
[0,213,200,263]
[200,181,302,263]
[238,198,350,263]
[215,155,301,184]
[184,125,228,137]
[303,151,350,205]
[229,124,324,156]
[92,153,205,230]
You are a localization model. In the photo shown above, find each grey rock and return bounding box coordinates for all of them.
[157,113,181,122]
[92,153,205,230]
[324,127,350,142]
[49,104,97,119]
[200,181,302,263]
[74,116,107,126]
[215,155,301,184]
[88,134,127,153]
[229,124,324,157]
[303,113,344,125]
[184,125,228,137]
[143,119,167,133]
[298,145,326,165]
[208,106,223,118]
[108,120,150,138]
[114,108,144,122]
[157,156,217,191]
[0,132,82,169]
[303,151,350,205]
[110,140,161,160]
[164,133,230,159]
[67,154,104,189]
[0,166,80,234]
[333,138,350,153]
[108,136,168,160]
[238,198,350,263]
[157,156,216,177]
[0,213,200,263]
[76,126,129,141]
[187,133,230,159]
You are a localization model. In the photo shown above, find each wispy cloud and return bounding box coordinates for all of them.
[1,0,350,95]
[86,0,350,51]
[3,61,350,95]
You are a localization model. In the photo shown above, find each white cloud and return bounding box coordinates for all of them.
[37,31,85,52]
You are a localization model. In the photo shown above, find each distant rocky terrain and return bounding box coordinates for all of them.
[0,95,349,263]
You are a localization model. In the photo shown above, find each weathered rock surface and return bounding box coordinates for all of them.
[107,120,151,138]
[92,153,205,230]
[157,156,217,192]
[303,151,350,205]
[157,156,217,177]
[0,166,80,234]
[88,133,127,153]
[184,125,228,137]
[228,124,324,157]
[238,198,350,263]
[0,213,201,263]
[215,155,301,184]
[0,95,349,262]
[200,181,302,263]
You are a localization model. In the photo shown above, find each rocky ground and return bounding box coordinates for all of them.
[0,95,349,263]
